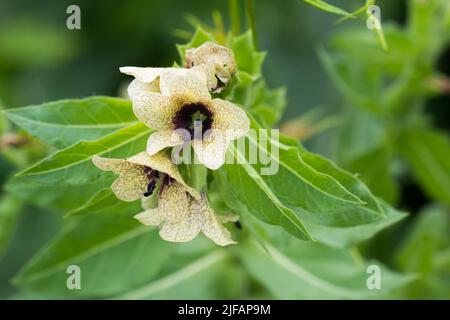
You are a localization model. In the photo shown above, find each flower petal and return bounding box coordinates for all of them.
[185,42,236,92]
[190,195,236,246]
[147,130,185,155]
[120,66,183,83]
[192,130,229,170]
[127,79,160,100]
[92,155,129,173]
[134,209,162,226]
[128,152,199,199]
[110,171,148,202]
[158,181,190,223]
[211,98,250,139]
[92,155,148,202]
[159,211,202,243]
[159,66,211,101]
[133,93,175,130]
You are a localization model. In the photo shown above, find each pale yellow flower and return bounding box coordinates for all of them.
[135,192,237,246]
[92,152,236,245]
[120,42,236,99]
[92,151,199,202]
[123,67,249,169]
[185,41,236,93]
[119,66,188,100]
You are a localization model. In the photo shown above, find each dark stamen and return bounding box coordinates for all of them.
[144,180,157,197]
[172,103,213,138]
[142,167,160,197]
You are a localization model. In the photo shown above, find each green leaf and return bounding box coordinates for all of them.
[5,179,101,212]
[215,129,385,241]
[241,239,414,299]
[228,31,266,77]
[335,107,384,165]
[394,205,450,299]
[318,47,383,114]
[226,77,287,128]
[0,193,23,256]
[399,128,450,206]
[16,122,152,186]
[216,164,312,241]
[396,205,449,275]
[5,97,137,148]
[346,146,399,204]
[115,250,229,299]
[13,210,175,297]
[293,138,385,218]
[302,0,355,18]
[176,27,214,65]
[301,199,407,249]
[65,188,141,217]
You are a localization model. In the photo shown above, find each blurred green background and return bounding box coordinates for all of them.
[0,0,449,299]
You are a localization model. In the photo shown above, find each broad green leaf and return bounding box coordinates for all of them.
[399,128,450,206]
[300,200,406,249]
[241,239,414,299]
[5,97,136,148]
[65,188,141,217]
[5,177,102,212]
[13,210,175,297]
[237,189,404,250]
[0,194,23,256]
[16,123,151,186]
[302,0,354,18]
[115,250,230,299]
[216,129,385,240]
[291,137,385,217]
[216,165,311,241]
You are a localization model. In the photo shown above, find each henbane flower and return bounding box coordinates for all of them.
[135,192,237,246]
[185,41,236,93]
[123,66,249,169]
[92,152,236,246]
[120,41,236,97]
[92,151,199,202]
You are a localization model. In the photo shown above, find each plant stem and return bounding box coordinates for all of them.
[189,163,208,192]
[228,0,241,36]
[246,0,259,49]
